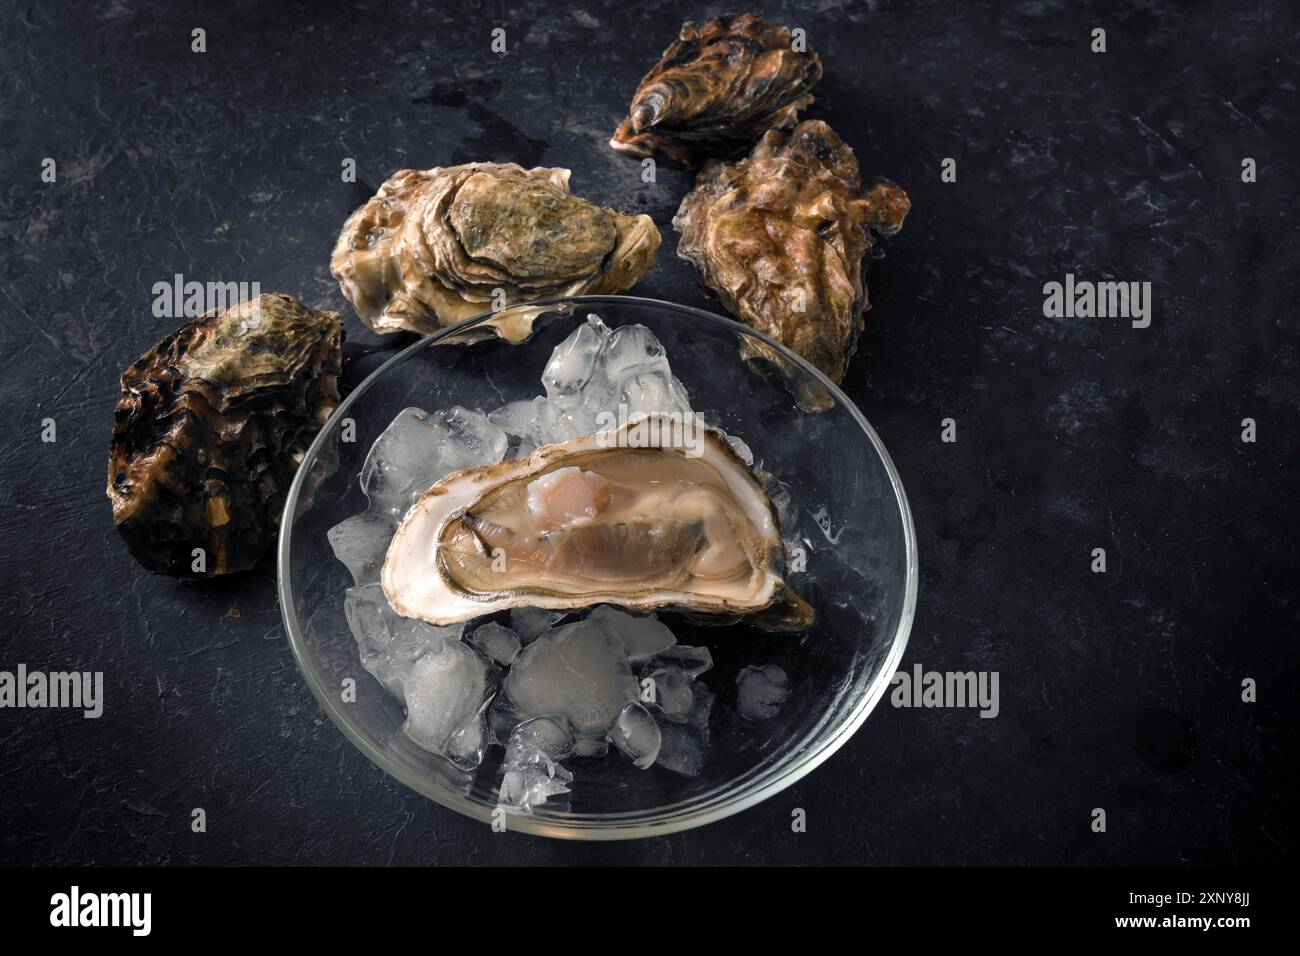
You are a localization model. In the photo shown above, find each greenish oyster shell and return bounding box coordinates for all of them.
[107,293,342,577]
[610,13,822,167]
[330,163,660,339]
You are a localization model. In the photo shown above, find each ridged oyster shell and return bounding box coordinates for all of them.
[331,163,659,338]
[107,294,342,577]
[610,13,822,167]
[673,119,910,394]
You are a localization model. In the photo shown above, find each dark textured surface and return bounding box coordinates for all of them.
[1,0,1296,865]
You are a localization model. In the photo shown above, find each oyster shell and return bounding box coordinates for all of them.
[107,294,342,577]
[331,163,660,338]
[382,414,812,631]
[610,13,822,167]
[673,119,910,398]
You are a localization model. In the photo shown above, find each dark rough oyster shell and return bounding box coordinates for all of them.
[331,163,659,340]
[610,13,822,167]
[107,294,342,578]
[673,120,910,397]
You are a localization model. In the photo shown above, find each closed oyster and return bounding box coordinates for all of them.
[382,414,812,632]
[107,294,342,577]
[673,119,910,397]
[610,13,822,167]
[331,163,660,338]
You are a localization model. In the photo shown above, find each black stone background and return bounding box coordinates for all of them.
[1,0,1296,865]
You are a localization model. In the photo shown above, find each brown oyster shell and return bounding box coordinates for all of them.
[673,120,910,401]
[330,163,660,338]
[610,13,822,167]
[107,293,342,578]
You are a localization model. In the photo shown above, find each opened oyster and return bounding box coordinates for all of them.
[610,13,822,167]
[331,163,660,338]
[108,293,342,577]
[382,414,812,631]
[674,119,910,397]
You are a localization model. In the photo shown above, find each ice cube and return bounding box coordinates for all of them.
[736,665,791,722]
[327,510,396,585]
[609,701,661,769]
[359,407,441,514]
[508,607,563,643]
[440,405,511,464]
[488,398,540,437]
[445,706,489,772]
[343,584,395,659]
[602,323,669,381]
[585,605,676,663]
[503,619,639,739]
[596,323,696,419]
[542,315,609,400]
[467,622,521,665]
[509,714,575,760]
[498,765,572,814]
[656,721,705,777]
[505,317,698,458]
[488,397,560,449]
[401,641,492,754]
[497,716,575,814]
[382,620,464,695]
[688,680,715,742]
[619,370,693,418]
[488,697,521,746]
[552,402,605,441]
[344,585,459,696]
[572,737,610,758]
[361,406,508,515]
[651,644,713,679]
[647,665,694,722]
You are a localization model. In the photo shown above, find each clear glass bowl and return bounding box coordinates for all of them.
[278,295,916,839]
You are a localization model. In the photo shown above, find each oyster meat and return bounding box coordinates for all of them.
[610,13,822,167]
[331,163,660,338]
[673,119,911,395]
[108,294,342,577]
[382,414,811,631]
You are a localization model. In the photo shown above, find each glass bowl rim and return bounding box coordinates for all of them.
[277,293,918,841]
